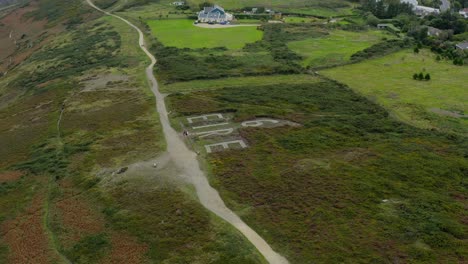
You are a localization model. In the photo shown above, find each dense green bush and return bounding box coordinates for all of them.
[351,39,411,61]
[66,234,110,263]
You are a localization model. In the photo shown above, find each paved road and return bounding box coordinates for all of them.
[85,1,289,263]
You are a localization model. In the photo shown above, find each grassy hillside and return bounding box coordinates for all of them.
[0,1,267,263]
[288,29,393,67]
[167,77,468,263]
[323,49,468,135]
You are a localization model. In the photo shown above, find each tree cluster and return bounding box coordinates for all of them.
[360,0,414,18]
[453,57,465,65]
[413,72,431,80]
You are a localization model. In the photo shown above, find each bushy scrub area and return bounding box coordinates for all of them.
[167,79,468,263]
[9,21,123,93]
[323,49,468,135]
[151,23,331,83]
[0,10,266,264]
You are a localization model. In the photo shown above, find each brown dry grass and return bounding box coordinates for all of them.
[54,180,105,248]
[0,171,22,183]
[101,232,150,264]
[1,194,59,264]
[0,0,62,72]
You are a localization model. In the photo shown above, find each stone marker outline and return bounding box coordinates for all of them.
[187,113,224,124]
[241,119,280,127]
[195,128,234,138]
[193,122,229,130]
[205,140,248,153]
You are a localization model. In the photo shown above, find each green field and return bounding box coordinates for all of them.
[160,74,320,93]
[288,30,392,67]
[323,49,468,135]
[147,19,263,49]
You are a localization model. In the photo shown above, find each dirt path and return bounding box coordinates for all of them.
[85,1,288,263]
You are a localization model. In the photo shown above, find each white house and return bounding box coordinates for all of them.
[172,1,185,6]
[399,0,440,16]
[459,8,468,18]
[198,5,233,23]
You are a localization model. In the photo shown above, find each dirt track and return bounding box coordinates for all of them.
[85,1,289,263]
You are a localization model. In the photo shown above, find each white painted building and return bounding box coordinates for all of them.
[400,0,441,16]
[459,8,468,18]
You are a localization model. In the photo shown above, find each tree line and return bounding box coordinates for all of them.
[360,0,414,18]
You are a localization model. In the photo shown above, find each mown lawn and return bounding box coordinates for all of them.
[147,19,263,49]
[323,49,468,135]
[288,29,392,67]
[167,79,468,263]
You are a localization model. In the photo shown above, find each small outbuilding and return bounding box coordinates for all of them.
[455,42,468,50]
[377,24,401,33]
[459,8,468,18]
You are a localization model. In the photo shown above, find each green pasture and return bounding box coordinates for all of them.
[322,49,468,134]
[288,29,392,67]
[160,74,320,93]
[147,19,263,49]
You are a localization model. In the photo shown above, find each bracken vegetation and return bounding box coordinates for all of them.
[168,79,468,263]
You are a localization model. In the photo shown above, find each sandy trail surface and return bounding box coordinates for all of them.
[85,1,289,263]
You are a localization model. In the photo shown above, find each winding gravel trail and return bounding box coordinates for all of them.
[85,1,289,263]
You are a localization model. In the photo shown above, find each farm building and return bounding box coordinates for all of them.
[459,8,468,18]
[377,23,401,33]
[399,0,440,16]
[456,42,468,50]
[198,5,233,23]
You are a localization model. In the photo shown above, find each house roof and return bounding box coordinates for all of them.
[456,42,468,49]
[202,5,224,14]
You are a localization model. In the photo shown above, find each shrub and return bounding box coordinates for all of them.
[425,73,431,80]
